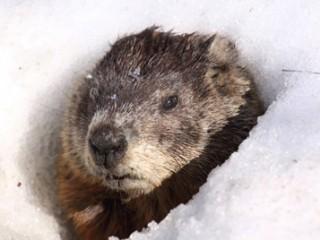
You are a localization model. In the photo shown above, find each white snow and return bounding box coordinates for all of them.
[0,1,319,240]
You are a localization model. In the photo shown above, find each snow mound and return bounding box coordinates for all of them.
[0,1,319,239]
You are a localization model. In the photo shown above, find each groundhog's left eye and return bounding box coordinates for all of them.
[162,95,178,111]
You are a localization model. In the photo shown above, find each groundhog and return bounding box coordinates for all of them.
[57,27,264,239]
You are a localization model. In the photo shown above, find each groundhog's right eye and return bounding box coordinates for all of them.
[162,95,178,111]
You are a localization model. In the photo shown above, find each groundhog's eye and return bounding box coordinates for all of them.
[162,95,178,111]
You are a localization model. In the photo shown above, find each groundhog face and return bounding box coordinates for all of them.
[64,28,251,198]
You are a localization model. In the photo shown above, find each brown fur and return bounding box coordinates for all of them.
[57,27,264,239]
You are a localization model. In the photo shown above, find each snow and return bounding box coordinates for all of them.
[0,0,319,240]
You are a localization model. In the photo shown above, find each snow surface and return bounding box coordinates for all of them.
[0,1,320,239]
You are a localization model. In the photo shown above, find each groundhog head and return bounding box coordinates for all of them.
[63,27,258,199]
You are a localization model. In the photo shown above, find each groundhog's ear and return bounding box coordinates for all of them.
[207,35,238,66]
[205,35,250,97]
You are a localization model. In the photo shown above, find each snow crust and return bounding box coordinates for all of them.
[0,1,319,239]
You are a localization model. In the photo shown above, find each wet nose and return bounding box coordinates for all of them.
[89,126,128,169]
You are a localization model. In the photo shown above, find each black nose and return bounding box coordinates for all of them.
[89,126,128,169]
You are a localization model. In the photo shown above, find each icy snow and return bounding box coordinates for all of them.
[0,1,320,240]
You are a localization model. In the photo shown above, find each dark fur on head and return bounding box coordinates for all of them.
[57,27,264,239]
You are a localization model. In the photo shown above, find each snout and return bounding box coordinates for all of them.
[89,125,128,169]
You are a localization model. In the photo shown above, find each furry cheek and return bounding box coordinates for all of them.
[123,141,178,188]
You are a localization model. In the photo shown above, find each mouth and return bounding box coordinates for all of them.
[105,174,140,181]
[104,173,153,195]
